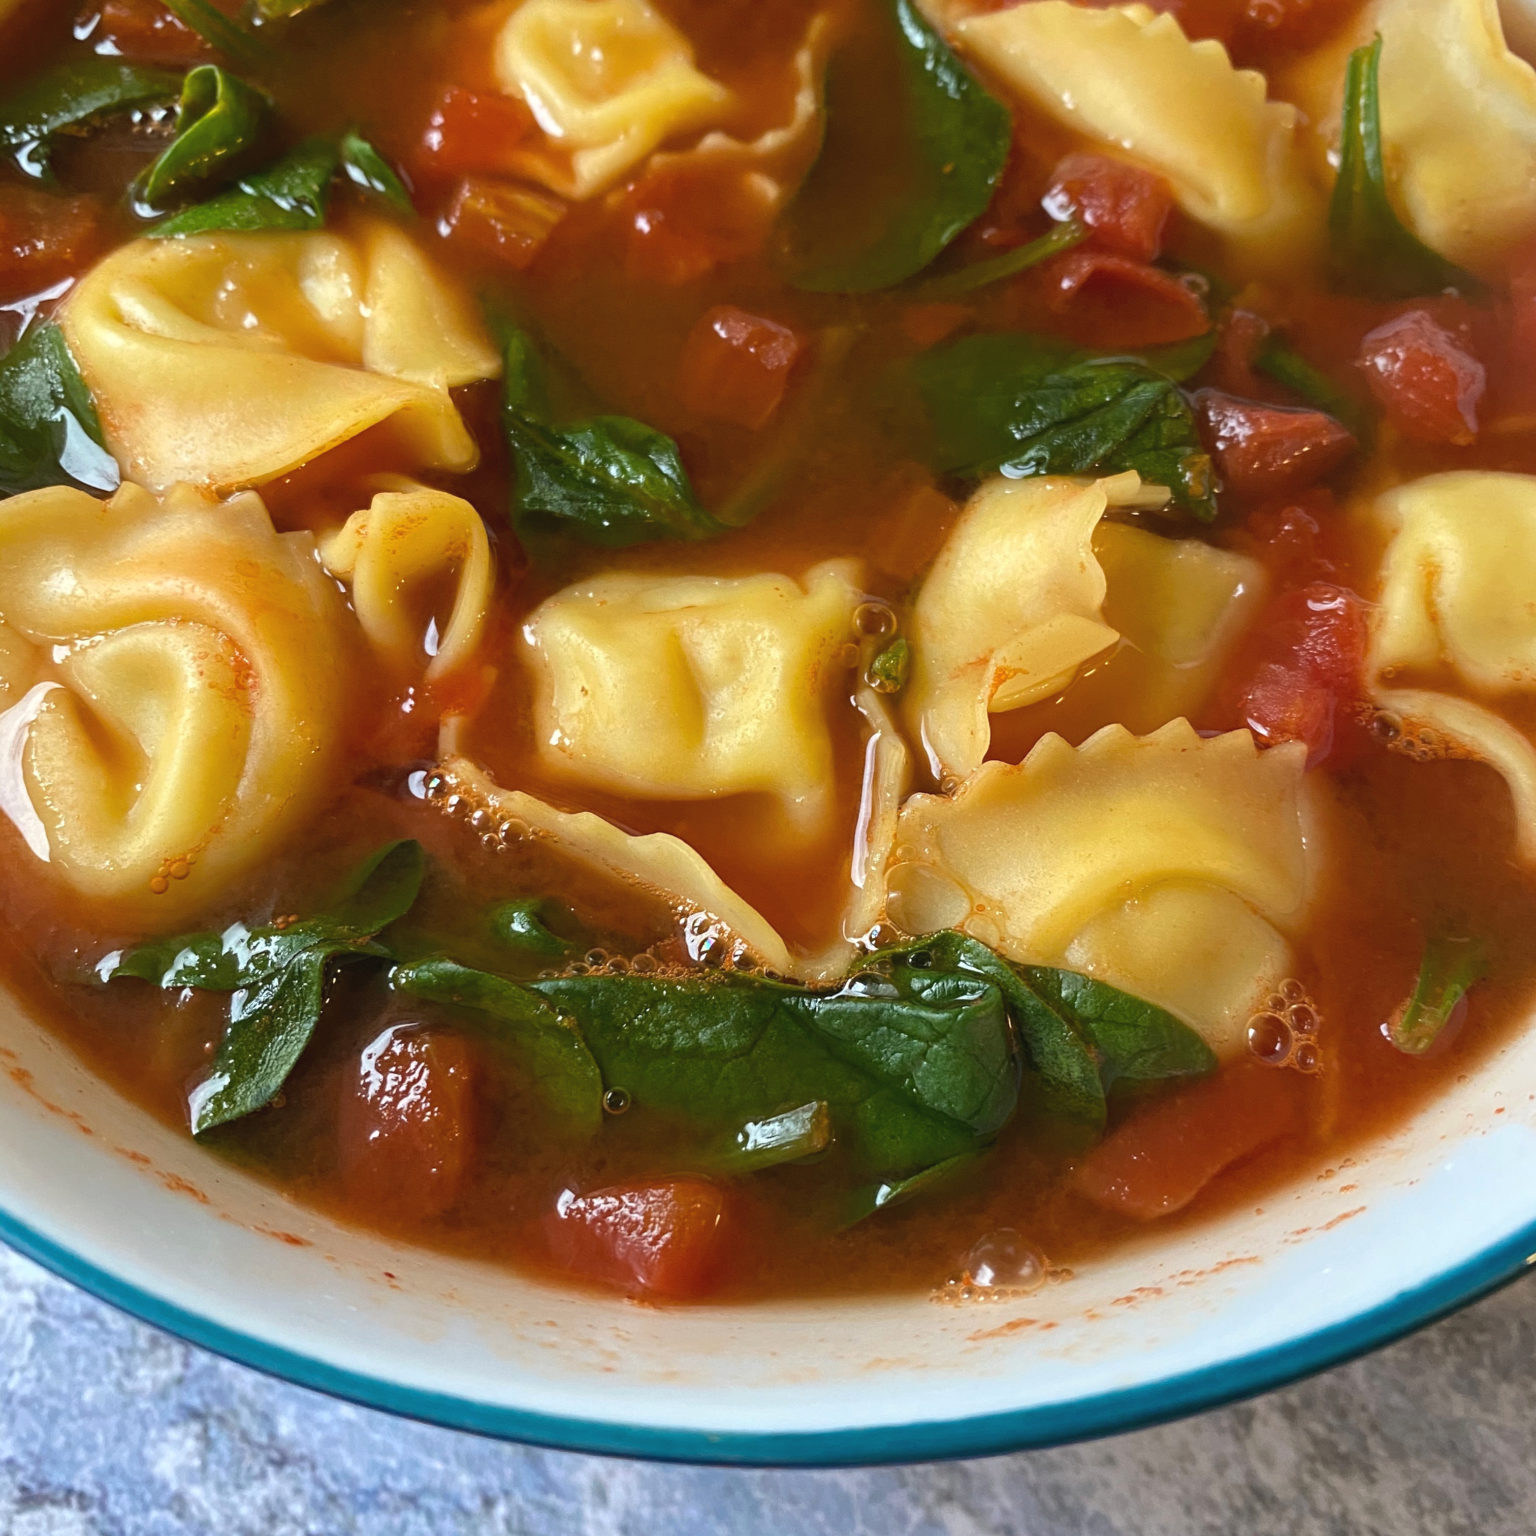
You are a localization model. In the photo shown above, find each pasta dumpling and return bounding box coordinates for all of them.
[521,560,862,833]
[1369,470,1536,861]
[0,483,350,921]
[907,473,1263,780]
[496,0,733,199]
[951,1,1325,274]
[61,220,500,492]
[886,722,1316,1055]
[321,483,495,682]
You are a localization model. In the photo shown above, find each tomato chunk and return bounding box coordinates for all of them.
[1230,489,1337,585]
[439,176,565,269]
[338,1023,479,1224]
[1195,389,1355,501]
[1356,309,1485,446]
[1040,250,1208,350]
[1225,581,1369,767]
[0,185,104,302]
[678,305,802,430]
[1041,151,1173,263]
[79,0,212,64]
[1075,1062,1300,1220]
[546,1177,731,1301]
[413,87,535,183]
[622,162,771,285]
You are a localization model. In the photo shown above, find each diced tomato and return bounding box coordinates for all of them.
[899,302,969,349]
[1209,307,1269,398]
[338,1023,479,1224]
[413,87,535,184]
[1075,1062,1301,1220]
[1195,389,1355,502]
[439,176,565,270]
[1223,581,1370,767]
[621,162,772,285]
[677,305,802,430]
[1041,152,1173,263]
[79,0,212,64]
[1356,309,1485,446]
[1230,489,1337,585]
[545,1177,731,1301]
[1038,250,1209,350]
[0,185,104,302]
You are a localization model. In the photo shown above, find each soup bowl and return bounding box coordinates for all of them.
[0,967,1530,1466]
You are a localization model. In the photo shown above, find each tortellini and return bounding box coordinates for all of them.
[1369,470,1536,862]
[61,220,500,492]
[321,483,495,682]
[495,0,733,199]
[0,483,349,920]
[906,473,1263,780]
[434,679,909,981]
[950,1,1326,274]
[886,722,1316,1055]
[1280,0,1536,278]
[521,560,862,834]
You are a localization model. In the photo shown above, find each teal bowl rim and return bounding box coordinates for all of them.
[0,1199,1531,1464]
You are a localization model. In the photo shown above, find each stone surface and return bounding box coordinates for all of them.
[0,1242,1531,1536]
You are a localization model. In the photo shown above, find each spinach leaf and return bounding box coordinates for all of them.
[252,0,332,13]
[503,326,724,547]
[1255,333,1368,438]
[1388,937,1487,1056]
[866,636,910,694]
[718,1101,832,1174]
[0,323,119,499]
[390,958,604,1132]
[781,0,1010,293]
[845,1150,980,1224]
[489,898,573,959]
[917,220,1085,301]
[100,841,424,1134]
[339,130,412,215]
[0,60,180,180]
[161,0,268,70]
[1329,37,1478,299]
[138,65,269,210]
[916,334,1216,519]
[1134,329,1218,385]
[153,135,338,237]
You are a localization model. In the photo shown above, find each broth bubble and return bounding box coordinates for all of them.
[1248,1013,1293,1064]
[962,1228,1045,1292]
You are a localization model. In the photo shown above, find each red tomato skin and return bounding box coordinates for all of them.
[621,164,773,285]
[678,305,802,430]
[546,1178,731,1301]
[1226,582,1370,767]
[0,185,103,302]
[438,177,565,270]
[1356,309,1485,446]
[413,87,535,183]
[1230,489,1338,585]
[1074,1062,1300,1220]
[80,0,211,64]
[1195,389,1356,502]
[337,1024,479,1224]
[1041,151,1173,263]
[1038,250,1209,350]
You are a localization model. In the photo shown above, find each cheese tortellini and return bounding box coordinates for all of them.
[61,221,500,493]
[907,473,1263,780]
[0,483,350,921]
[495,0,733,198]
[951,1,1325,274]
[1369,470,1536,862]
[321,484,495,683]
[521,560,863,833]
[886,722,1316,1055]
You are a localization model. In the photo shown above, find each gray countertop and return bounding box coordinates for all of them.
[0,1243,1532,1536]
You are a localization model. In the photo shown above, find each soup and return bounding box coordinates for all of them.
[0,0,1533,1305]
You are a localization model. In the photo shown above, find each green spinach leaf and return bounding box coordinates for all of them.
[161,0,268,69]
[1255,333,1368,438]
[489,898,574,959]
[1329,36,1479,299]
[138,65,269,209]
[0,60,180,180]
[917,220,1085,301]
[916,334,1217,519]
[781,0,1010,293]
[390,958,604,1131]
[153,135,338,237]
[845,1150,980,1224]
[339,129,412,215]
[0,322,119,499]
[503,326,724,547]
[100,841,424,1134]
[1388,937,1487,1056]
[718,1101,832,1174]
[866,636,910,694]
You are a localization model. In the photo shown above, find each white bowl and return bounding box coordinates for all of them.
[0,974,1531,1465]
